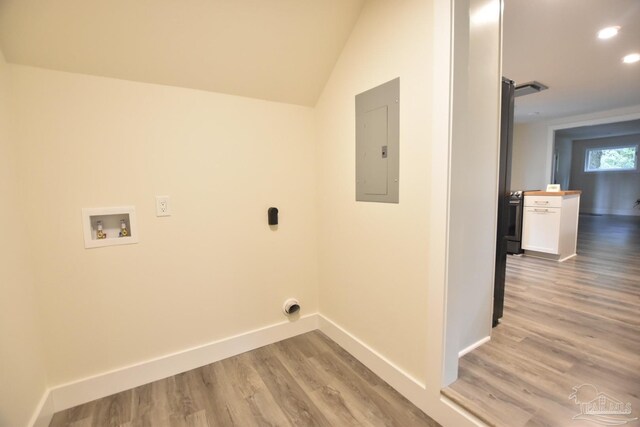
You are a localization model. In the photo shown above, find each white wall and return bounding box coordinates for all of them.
[570,134,640,216]
[444,0,502,383]
[0,50,48,427]
[511,105,640,191]
[11,65,319,386]
[315,0,433,384]
[315,0,501,388]
[511,122,548,190]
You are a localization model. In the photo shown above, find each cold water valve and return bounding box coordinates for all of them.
[119,219,129,237]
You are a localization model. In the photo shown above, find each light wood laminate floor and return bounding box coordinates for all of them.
[50,330,440,427]
[443,214,640,426]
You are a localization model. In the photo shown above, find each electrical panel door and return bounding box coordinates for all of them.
[355,78,399,203]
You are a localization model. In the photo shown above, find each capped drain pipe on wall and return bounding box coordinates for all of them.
[283,298,300,315]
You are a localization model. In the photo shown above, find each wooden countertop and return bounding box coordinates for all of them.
[524,190,582,196]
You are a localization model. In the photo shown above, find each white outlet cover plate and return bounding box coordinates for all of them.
[156,196,171,217]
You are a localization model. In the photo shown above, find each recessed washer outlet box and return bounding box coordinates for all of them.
[82,206,139,249]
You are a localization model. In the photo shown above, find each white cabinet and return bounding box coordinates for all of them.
[522,192,580,262]
[522,206,561,253]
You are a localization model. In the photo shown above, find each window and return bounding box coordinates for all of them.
[584,145,638,172]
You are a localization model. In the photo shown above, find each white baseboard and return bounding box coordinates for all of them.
[523,250,577,263]
[458,336,490,358]
[317,315,429,410]
[318,315,484,426]
[28,389,55,427]
[48,313,318,412]
[31,312,483,427]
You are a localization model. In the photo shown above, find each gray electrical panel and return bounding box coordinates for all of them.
[355,78,399,203]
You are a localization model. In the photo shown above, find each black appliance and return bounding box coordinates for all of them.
[506,191,524,255]
[493,78,515,327]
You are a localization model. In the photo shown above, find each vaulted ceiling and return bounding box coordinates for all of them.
[2,0,638,118]
[0,0,365,106]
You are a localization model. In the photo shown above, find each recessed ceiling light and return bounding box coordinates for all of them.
[623,53,640,64]
[597,26,620,39]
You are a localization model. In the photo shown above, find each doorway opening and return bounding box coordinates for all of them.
[442,0,640,425]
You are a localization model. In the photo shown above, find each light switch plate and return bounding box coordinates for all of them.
[156,196,171,217]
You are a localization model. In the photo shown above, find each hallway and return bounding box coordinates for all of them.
[443,214,640,426]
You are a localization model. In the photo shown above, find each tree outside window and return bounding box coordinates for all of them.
[585,145,638,172]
